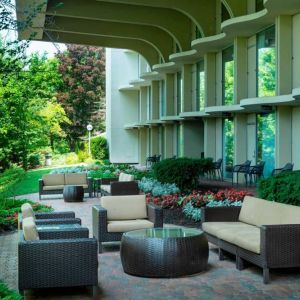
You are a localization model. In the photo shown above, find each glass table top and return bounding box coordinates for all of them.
[37,224,81,230]
[124,227,203,239]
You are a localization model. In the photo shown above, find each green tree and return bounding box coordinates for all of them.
[56,45,106,151]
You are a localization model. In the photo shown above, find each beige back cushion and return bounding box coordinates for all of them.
[21,203,35,219]
[43,174,65,186]
[101,195,147,220]
[65,173,87,185]
[239,196,300,226]
[119,172,134,182]
[23,217,39,241]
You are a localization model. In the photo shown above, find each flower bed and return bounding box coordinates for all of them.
[0,198,53,232]
[144,185,251,227]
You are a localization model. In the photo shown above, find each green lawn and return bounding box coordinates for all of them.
[12,167,56,196]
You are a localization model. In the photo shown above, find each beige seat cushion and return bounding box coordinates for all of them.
[101,185,111,194]
[119,172,134,182]
[202,222,251,237]
[219,226,261,254]
[101,195,147,220]
[107,219,154,232]
[43,185,65,191]
[239,196,300,226]
[43,174,65,186]
[23,217,39,241]
[21,203,35,219]
[65,173,87,185]
[202,221,261,254]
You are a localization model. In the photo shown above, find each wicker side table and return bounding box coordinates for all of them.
[63,185,84,202]
[120,227,208,278]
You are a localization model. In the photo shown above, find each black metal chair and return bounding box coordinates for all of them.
[271,163,294,176]
[248,161,265,184]
[231,160,251,185]
[211,158,223,180]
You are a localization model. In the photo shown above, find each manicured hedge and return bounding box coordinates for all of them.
[258,171,300,206]
[152,157,213,192]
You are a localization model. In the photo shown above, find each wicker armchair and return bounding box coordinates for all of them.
[99,174,139,196]
[18,226,98,296]
[201,196,300,283]
[19,211,81,228]
[92,195,163,253]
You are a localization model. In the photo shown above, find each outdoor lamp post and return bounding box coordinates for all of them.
[87,124,93,156]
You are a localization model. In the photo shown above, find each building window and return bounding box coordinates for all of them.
[148,128,151,156]
[147,86,152,120]
[222,46,234,105]
[176,72,182,114]
[256,0,264,12]
[176,123,183,157]
[257,112,275,176]
[159,80,166,117]
[196,61,205,111]
[223,118,234,178]
[257,26,276,97]
[221,3,231,22]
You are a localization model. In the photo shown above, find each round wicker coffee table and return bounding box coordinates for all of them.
[63,185,84,202]
[120,227,208,278]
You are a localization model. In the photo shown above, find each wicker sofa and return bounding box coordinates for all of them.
[201,196,300,283]
[92,194,163,252]
[18,218,98,296]
[39,173,93,199]
[99,172,139,196]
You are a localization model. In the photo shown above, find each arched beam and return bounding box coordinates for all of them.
[45,16,172,62]
[96,0,216,36]
[47,0,192,51]
[42,31,160,66]
[222,0,248,17]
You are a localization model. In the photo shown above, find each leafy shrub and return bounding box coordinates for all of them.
[91,136,109,160]
[77,150,89,162]
[258,171,300,206]
[0,280,22,300]
[64,152,79,165]
[0,198,53,232]
[139,177,179,196]
[152,157,214,192]
[28,153,41,169]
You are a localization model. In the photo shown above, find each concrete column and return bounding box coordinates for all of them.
[151,81,160,119]
[205,53,216,107]
[165,73,175,116]
[182,64,193,112]
[276,15,292,95]
[234,37,248,103]
[182,121,204,158]
[140,87,148,123]
[234,114,248,182]
[164,124,174,158]
[138,128,147,165]
[150,126,159,155]
[204,118,216,159]
[276,106,292,167]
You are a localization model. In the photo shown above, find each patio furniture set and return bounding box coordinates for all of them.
[18,171,300,296]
